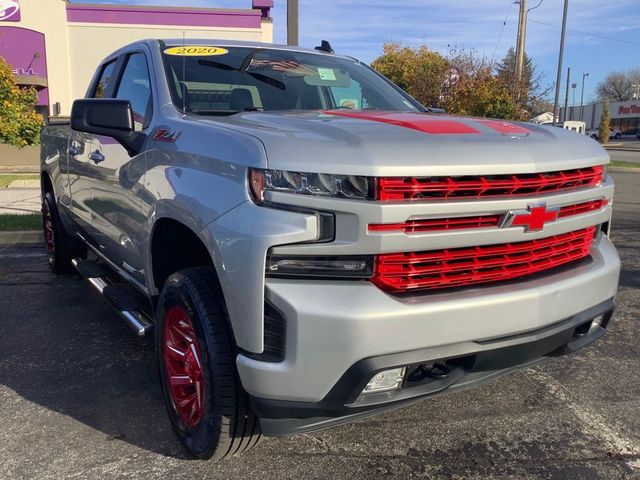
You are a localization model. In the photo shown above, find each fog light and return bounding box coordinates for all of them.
[589,314,604,334]
[362,367,406,394]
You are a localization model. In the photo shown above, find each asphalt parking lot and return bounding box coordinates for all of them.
[0,171,639,480]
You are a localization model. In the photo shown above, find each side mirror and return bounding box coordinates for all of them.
[71,99,144,156]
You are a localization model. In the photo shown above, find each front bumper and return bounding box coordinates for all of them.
[237,232,619,392]
[254,297,614,436]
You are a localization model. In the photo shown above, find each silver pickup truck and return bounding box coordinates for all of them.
[40,39,620,461]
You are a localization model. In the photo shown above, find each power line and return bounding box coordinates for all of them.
[491,0,514,64]
[529,19,640,47]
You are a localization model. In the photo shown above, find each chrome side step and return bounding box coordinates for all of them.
[72,258,153,337]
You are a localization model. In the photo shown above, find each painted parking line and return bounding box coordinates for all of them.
[528,368,640,469]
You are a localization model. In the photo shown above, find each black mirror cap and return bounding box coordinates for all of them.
[71,99,134,140]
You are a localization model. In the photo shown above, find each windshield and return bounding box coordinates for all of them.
[161,45,423,115]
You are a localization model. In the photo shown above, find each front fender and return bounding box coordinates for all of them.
[201,202,318,353]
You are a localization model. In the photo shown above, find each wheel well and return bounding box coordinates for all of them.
[151,218,214,292]
[41,172,53,197]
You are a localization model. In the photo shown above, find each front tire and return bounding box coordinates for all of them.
[156,267,261,460]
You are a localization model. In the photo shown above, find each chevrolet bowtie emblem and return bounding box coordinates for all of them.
[500,203,560,232]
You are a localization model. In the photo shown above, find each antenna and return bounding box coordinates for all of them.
[315,40,334,54]
[182,31,186,115]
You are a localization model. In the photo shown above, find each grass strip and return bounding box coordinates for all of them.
[0,214,42,231]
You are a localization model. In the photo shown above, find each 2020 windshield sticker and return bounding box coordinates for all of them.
[164,46,229,56]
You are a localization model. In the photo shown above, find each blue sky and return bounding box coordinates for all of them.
[72,0,640,104]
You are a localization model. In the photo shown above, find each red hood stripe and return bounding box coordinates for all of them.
[322,110,481,135]
[477,119,531,134]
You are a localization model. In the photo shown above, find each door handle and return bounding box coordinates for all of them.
[89,151,105,164]
[68,147,79,156]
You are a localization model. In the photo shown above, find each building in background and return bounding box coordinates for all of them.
[561,100,640,134]
[0,0,273,118]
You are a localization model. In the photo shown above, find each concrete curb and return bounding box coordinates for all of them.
[0,166,39,174]
[609,166,640,173]
[605,148,640,153]
[0,230,43,246]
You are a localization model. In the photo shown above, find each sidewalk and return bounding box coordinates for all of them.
[0,188,41,214]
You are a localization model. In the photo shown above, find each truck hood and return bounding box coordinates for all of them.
[198,111,608,176]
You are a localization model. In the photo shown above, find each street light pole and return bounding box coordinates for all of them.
[563,66,571,123]
[580,72,589,122]
[552,0,569,126]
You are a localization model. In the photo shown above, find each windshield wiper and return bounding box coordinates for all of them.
[190,109,242,116]
[191,107,265,116]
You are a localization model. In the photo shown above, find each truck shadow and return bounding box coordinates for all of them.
[0,253,192,459]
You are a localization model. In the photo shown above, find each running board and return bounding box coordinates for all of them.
[72,258,153,337]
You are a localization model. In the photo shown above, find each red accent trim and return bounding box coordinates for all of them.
[377,166,604,201]
[478,119,531,134]
[510,205,559,231]
[368,215,502,233]
[372,227,596,293]
[558,199,609,217]
[322,110,481,135]
[163,306,206,428]
[368,200,608,234]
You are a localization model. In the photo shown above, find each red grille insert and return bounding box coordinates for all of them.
[377,166,604,201]
[368,200,608,233]
[372,227,596,293]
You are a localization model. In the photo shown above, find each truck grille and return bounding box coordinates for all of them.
[372,227,596,293]
[377,166,603,201]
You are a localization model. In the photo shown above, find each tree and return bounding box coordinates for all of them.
[371,43,520,119]
[599,98,611,144]
[496,47,553,118]
[371,43,449,108]
[442,67,519,119]
[596,69,640,102]
[0,57,43,147]
[496,47,533,99]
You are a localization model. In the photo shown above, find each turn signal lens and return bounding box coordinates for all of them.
[266,255,374,278]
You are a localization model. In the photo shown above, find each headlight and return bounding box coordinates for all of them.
[250,168,375,203]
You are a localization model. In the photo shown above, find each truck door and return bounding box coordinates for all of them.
[88,51,151,284]
[67,59,119,231]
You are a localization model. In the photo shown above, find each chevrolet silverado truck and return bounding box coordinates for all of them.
[40,39,620,460]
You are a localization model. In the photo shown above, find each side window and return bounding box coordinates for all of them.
[93,61,117,99]
[116,53,152,131]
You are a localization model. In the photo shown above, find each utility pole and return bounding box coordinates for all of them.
[287,0,299,46]
[563,67,571,123]
[571,83,577,120]
[580,72,589,121]
[514,0,528,101]
[553,0,569,126]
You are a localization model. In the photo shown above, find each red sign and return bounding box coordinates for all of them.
[618,104,640,115]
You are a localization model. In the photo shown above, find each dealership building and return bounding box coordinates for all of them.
[561,99,640,134]
[0,0,273,117]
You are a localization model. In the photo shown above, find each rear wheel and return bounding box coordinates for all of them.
[156,267,261,460]
[42,191,85,274]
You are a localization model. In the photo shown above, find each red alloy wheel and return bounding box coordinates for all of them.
[163,306,206,428]
[42,200,55,263]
